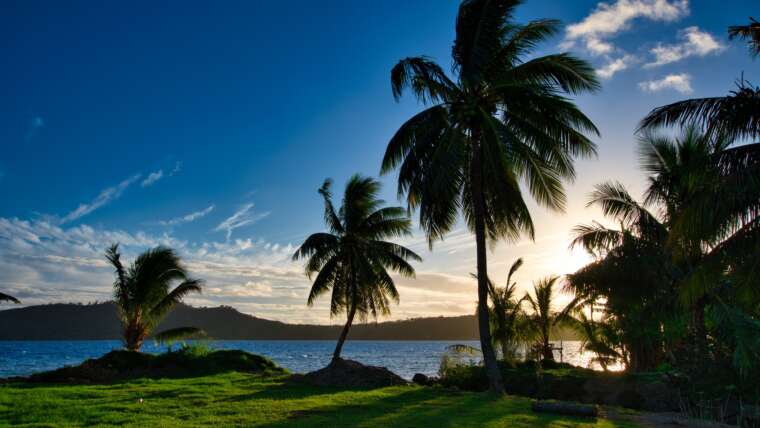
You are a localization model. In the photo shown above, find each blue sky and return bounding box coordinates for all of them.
[1,0,757,323]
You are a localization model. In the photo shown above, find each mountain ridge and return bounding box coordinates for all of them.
[0,302,580,341]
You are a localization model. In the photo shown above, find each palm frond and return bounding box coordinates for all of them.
[150,279,203,322]
[638,82,760,141]
[0,292,20,304]
[729,17,760,58]
[391,57,456,103]
[153,327,207,345]
[447,343,482,355]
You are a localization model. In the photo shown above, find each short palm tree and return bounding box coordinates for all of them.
[381,0,599,393]
[293,175,421,362]
[105,244,204,351]
[0,292,20,304]
[524,276,579,361]
[487,258,527,361]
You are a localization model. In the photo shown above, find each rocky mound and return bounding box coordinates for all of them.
[292,358,407,389]
[12,348,285,384]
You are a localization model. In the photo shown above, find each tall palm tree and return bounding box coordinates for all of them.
[729,17,760,57]
[0,292,20,304]
[639,19,760,140]
[293,175,421,362]
[105,244,203,351]
[523,276,579,361]
[487,258,526,361]
[381,0,599,393]
[639,128,740,346]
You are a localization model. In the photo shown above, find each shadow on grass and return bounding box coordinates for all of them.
[228,377,369,402]
[260,386,614,428]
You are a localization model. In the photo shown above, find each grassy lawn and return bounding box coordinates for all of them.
[0,372,638,427]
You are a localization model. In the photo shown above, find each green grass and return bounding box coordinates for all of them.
[0,372,639,427]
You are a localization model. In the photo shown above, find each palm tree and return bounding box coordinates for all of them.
[523,276,578,361]
[0,292,20,304]
[568,181,676,372]
[572,311,621,371]
[293,175,421,362]
[105,244,204,351]
[639,19,760,140]
[381,0,599,393]
[486,258,526,362]
[729,17,760,57]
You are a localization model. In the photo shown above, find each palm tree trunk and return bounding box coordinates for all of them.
[471,130,505,394]
[543,337,554,361]
[501,343,510,362]
[692,296,708,355]
[333,304,356,361]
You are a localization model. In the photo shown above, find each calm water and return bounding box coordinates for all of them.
[0,340,602,380]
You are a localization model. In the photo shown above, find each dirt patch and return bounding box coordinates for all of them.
[291,358,408,389]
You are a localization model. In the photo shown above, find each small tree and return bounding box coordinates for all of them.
[523,276,579,361]
[105,244,203,351]
[293,175,421,361]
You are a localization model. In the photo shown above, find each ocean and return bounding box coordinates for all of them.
[0,340,603,380]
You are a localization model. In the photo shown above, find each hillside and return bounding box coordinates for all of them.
[0,302,580,341]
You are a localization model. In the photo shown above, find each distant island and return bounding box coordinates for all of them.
[0,302,579,341]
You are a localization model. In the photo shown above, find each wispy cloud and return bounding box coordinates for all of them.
[563,0,689,55]
[169,161,182,176]
[141,170,164,187]
[60,174,141,224]
[25,116,45,140]
[160,205,215,227]
[214,203,270,240]
[638,73,693,94]
[596,54,638,79]
[645,26,723,67]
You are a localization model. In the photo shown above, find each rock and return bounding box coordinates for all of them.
[294,358,408,389]
[532,400,599,417]
[412,373,430,385]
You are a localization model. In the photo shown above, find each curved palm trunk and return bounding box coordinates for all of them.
[124,323,145,352]
[471,133,505,394]
[333,304,356,361]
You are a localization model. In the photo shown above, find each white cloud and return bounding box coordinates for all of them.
[59,174,141,224]
[141,170,164,187]
[596,54,638,79]
[0,216,313,320]
[25,116,45,140]
[638,73,693,94]
[214,203,270,240]
[645,26,723,67]
[159,205,215,226]
[563,0,689,55]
